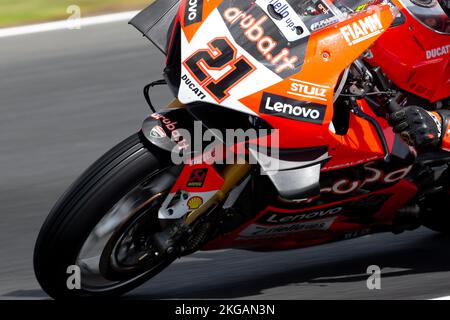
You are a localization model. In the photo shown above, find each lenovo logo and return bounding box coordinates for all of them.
[260,92,326,124]
[263,207,343,225]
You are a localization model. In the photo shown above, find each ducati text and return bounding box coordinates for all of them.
[426,44,450,60]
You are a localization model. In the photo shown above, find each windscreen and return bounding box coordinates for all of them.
[282,0,388,31]
[399,0,450,33]
[130,0,180,54]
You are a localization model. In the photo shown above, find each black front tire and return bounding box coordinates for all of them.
[33,133,176,299]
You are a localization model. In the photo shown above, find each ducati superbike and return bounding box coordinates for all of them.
[34,0,450,299]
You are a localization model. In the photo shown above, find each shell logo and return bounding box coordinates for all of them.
[187,196,204,210]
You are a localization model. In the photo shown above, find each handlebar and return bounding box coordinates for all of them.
[387,95,403,114]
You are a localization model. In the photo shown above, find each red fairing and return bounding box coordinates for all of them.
[368,0,450,102]
[203,179,418,251]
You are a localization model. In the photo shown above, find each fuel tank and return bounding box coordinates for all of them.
[367,0,450,103]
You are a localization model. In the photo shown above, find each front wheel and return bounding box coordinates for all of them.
[34,133,180,299]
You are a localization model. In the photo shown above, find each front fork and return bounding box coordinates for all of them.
[184,163,251,225]
[153,162,251,255]
[139,102,262,253]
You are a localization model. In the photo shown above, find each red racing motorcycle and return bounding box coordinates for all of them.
[34,0,450,298]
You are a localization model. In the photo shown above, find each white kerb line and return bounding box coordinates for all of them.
[430,295,450,300]
[0,11,140,38]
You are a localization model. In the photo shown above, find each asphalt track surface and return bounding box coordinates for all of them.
[1,21,450,300]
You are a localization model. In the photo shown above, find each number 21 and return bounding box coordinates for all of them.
[183,37,255,103]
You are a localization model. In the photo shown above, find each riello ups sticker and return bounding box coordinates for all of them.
[184,0,204,26]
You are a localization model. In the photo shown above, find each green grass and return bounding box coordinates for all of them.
[0,0,154,27]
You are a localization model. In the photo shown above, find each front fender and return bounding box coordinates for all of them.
[141,104,274,154]
[140,105,327,199]
[141,107,199,154]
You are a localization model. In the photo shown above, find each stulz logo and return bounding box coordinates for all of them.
[426,44,450,60]
[184,0,204,26]
[259,207,343,225]
[260,92,326,124]
[288,79,329,102]
[340,13,384,46]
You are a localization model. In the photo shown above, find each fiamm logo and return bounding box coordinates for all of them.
[340,13,384,46]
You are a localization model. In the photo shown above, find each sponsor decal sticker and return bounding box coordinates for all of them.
[255,0,311,42]
[426,44,450,60]
[320,163,413,195]
[315,0,332,14]
[181,74,207,100]
[150,113,190,151]
[340,13,384,46]
[239,217,336,237]
[344,229,371,240]
[311,16,339,31]
[258,207,343,225]
[259,92,326,124]
[187,168,208,188]
[220,4,303,76]
[288,78,329,102]
[184,0,204,26]
[149,125,167,139]
[187,196,204,210]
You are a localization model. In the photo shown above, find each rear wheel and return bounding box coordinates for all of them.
[33,133,180,299]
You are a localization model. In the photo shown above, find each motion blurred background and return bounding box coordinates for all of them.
[0,0,150,27]
[1,0,450,300]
